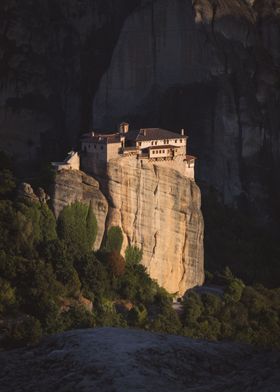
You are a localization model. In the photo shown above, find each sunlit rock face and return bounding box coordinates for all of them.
[51,169,108,250]
[52,161,204,295]
[102,157,204,296]
[92,0,280,219]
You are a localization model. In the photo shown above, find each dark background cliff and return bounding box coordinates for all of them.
[0,0,280,283]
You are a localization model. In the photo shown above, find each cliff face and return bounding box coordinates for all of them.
[104,158,204,295]
[0,0,140,168]
[52,169,108,250]
[92,0,280,220]
[1,0,279,221]
[52,162,204,296]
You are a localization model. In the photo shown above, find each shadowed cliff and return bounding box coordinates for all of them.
[92,0,280,222]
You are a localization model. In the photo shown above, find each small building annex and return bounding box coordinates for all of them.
[51,151,80,171]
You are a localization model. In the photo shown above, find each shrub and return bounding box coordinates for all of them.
[106,251,125,277]
[0,278,16,314]
[39,203,57,242]
[0,169,16,196]
[224,278,245,303]
[106,226,123,253]
[127,304,148,327]
[183,292,204,324]
[4,316,42,348]
[149,306,182,334]
[125,245,143,265]
[57,202,97,257]
[74,252,109,298]
[61,305,95,330]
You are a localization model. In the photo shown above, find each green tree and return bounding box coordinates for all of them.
[127,304,148,327]
[183,292,204,324]
[39,203,57,242]
[4,316,42,348]
[125,245,143,265]
[0,169,16,196]
[106,226,123,253]
[0,278,16,314]
[224,278,245,303]
[106,251,125,277]
[57,202,98,257]
[74,252,109,299]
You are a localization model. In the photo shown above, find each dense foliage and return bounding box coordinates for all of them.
[0,155,177,347]
[105,226,123,253]
[182,270,280,348]
[0,153,279,350]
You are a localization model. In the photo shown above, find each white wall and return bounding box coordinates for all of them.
[138,138,186,150]
[67,152,80,170]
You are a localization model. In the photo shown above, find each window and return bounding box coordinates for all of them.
[151,141,154,145]
[166,140,169,144]
[180,139,182,143]
[163,150,165,153]
[175,139,177,143]
[88,144,90,148]
[139,142,142,146]
[94,144,96,149]
[101,145,103,150]
[155,141,157,145]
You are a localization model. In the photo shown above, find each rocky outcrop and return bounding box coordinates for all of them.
[17,183,50,204]
[52,161,204,295]
[1,1,280,223]
[102,157,204,296]
[51,169,108,250]
[92,0,280,220]
[0,328,279,392]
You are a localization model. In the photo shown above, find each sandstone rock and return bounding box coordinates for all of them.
[52,160,204,295]
[51,169,108,250]
[36,187,50,204]
[102,157,204,296]
[17,183,40,203]
[92,0,280,220]
[0,328,279,392]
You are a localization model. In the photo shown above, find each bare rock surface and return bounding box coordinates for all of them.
[0,327,279,392]
[92,0,280,216]
[104,157,204,295]
[51,169,108,250]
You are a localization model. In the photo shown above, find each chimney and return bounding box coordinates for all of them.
[119,122,129,134]
[140,129,147,136]
[181,128,185,136]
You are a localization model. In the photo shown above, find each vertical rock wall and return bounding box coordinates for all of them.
[103,157,204,295]
[51,161,204,296]
[92,0,280,220]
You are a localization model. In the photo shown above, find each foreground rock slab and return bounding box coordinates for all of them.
[0,328,279,392]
